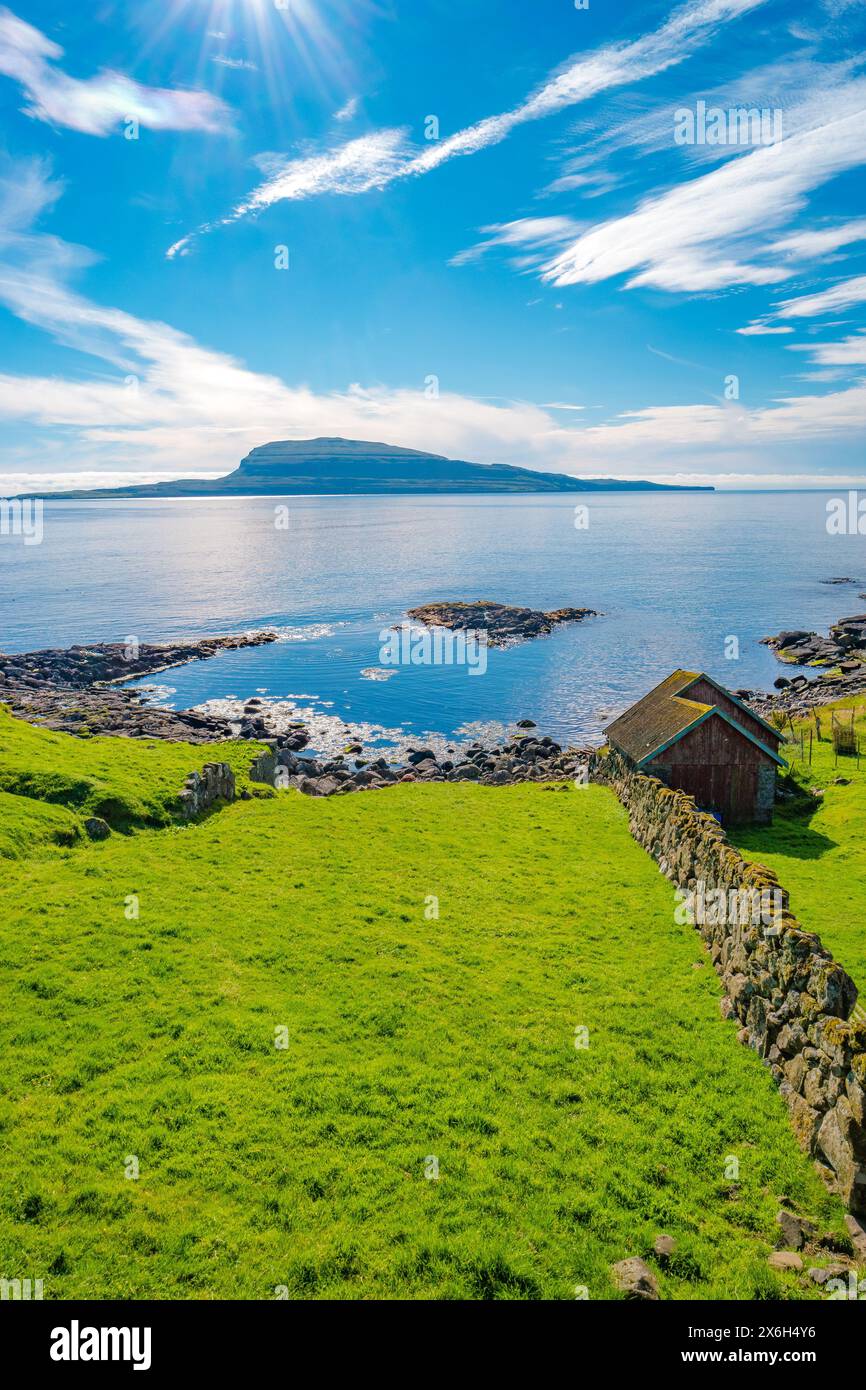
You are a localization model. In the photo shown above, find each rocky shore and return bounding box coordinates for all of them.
[254,732,587,796]
[762,614,866,672]
[3,606,863,781]
[0,632,277,742]
[0,630,589,789]
[748,613,866,719]
[406,600,599,648]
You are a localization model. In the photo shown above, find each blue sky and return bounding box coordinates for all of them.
[1,0,866,489]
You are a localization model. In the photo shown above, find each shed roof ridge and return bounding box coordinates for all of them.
[603,669,786,768]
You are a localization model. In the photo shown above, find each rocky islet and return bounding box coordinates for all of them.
[405,600,599,648]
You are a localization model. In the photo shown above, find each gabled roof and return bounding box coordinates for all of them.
[604,669,786,769]
[686,671,784,745]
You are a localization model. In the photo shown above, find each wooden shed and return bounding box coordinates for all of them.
[604,670,786,825]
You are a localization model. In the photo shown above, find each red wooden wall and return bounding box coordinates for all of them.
[646,714,776,824]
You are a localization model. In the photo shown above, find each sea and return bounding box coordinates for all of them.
[1,490,864,752]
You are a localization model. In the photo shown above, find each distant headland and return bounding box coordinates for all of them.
[15,437,714,498]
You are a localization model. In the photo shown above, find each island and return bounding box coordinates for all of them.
[14,436,715,498]
[406,600,599,647]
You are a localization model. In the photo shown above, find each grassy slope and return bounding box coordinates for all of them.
[0,706,266,836]
[0,789,84,858]
[734,694,866,993]
[0,712,850,1300]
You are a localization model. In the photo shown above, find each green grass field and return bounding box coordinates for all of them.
[734,694,866,994]
[0,707,267,841]
[0,709,852,1299]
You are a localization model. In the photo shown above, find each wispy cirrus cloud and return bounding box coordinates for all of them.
[0,5,231,136]
[449,217,582,268]
[738,268,866,334]
[769,218,866,259]
[334,95,360,122]
[735,323,795,335]
[403,0,767,175]
[773,273,866,318]
[3,156,865,491]
[538,53,864,204]
[167,128,410,259]
[791,331,866,364]
[538,90,866,293]
[211,54,258,74]
[168,0,766,255]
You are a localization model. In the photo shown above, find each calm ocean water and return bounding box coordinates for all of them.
[1,491,865,747]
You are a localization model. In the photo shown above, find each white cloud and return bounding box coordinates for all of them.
[241,130,410,212]
[540,95,866,293]
[167,129,410,259]
[0,5,231,136]
[3,268,865,483]
[545,53,861,192]
[736,228,866,332]
[789,331,866,365]
[450,217,581,267]
[2,157,866,491]
[769,218,866,259]
[735,323,795,335]
[773,273,866,319]
[334,95,360,122]
[211,55,258,73]
[170,0,767,253]
[403,0,767,177]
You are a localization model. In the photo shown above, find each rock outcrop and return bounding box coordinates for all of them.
[0,632,277,690]
[406,601,598,648]
[0,632,277,741]
[178,763,237,818]
[762,614,866,670]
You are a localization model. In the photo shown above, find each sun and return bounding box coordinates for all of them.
[136,0,358,113]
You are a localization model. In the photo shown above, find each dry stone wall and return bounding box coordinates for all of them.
[589,748,866,1214]
[248,749,278,786]
[177,762,236,819]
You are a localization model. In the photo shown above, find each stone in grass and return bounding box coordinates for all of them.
[767,1251,803,1272]
[844,1213,866,1260]
[808,1264,849,1285]
[653,1234,677,1262]
[83,816,111,841]
[776,1210,818,1250]
[612,1257,660,1300]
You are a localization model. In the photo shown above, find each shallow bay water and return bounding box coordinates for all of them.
[1,490,864,745]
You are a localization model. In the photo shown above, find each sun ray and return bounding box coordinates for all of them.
[129,0,370,123]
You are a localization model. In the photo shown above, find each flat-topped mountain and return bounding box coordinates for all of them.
[16,437,713,498]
